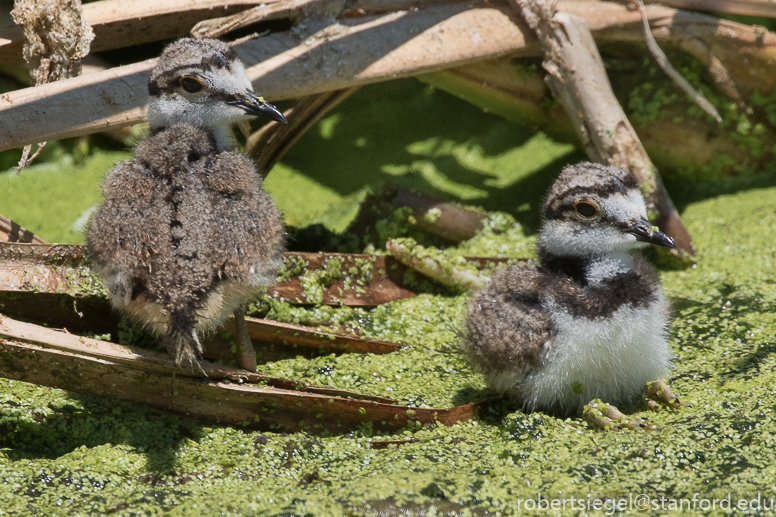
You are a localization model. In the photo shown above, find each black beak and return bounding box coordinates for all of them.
[228,89,287,123]
[624,219,676,249]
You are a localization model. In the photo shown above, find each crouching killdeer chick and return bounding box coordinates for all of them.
[463,162,684,429]
[87,38,287,371]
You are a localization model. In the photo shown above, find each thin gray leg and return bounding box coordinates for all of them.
[233,304,257,372]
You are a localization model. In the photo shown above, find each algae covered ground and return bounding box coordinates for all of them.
[1,79,776,516]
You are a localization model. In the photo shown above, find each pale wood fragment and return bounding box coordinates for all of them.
[386,238,493,292]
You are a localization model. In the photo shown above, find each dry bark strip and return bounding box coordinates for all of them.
[0,314,477,432]
[0,314,390,401]
[513,0,695,260]
[214,315,404,356]
[6,1,775,153]
[0,1,534,151]
[0,214,47,244]
[386,238,504,292]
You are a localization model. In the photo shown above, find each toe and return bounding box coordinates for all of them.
[645,380,687,409]
[583,399,649,431]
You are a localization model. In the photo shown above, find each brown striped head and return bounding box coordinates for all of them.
[540,162,674,257]
[147,38,286,144]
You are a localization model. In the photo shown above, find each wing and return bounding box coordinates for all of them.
[86,159,171,306]
[193,150,285,288]
[462,264,553,376]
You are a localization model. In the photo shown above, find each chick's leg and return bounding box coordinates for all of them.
[233,305,257,372]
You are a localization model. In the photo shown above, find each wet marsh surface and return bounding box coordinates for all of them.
[1,79,775,515]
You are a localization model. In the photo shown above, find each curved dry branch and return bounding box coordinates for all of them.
[247,87,359,173]
[0,2,533,152]
[1,1,774,153]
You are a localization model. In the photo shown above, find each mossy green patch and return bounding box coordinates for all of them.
[1,78,776,515]
[0,151,130,244]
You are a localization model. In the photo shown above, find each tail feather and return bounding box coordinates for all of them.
[163,309,203,369]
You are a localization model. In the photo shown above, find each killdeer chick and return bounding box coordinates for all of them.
[87,38,287,370]
[463,162,684,429]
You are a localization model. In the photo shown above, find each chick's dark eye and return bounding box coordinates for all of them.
[574,201,599,218]
[180,77,204,93]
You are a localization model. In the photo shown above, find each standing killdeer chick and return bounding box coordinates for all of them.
[463,162,684,429]
[87,38,287,370]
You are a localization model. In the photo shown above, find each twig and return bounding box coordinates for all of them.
[512,0,696,260]
[15,142,46,174]
[418,58,751,173]
[634,0,721,123]
[190,0,313,39]
[386,238,489,292]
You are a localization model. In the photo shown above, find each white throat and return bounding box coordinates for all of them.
[209,125,237,150]
[148,98,239,150]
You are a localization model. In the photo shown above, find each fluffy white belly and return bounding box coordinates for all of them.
[520,295,672,414]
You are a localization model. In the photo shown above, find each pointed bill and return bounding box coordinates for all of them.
[228,89,287,123]
[624,219,676,249]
